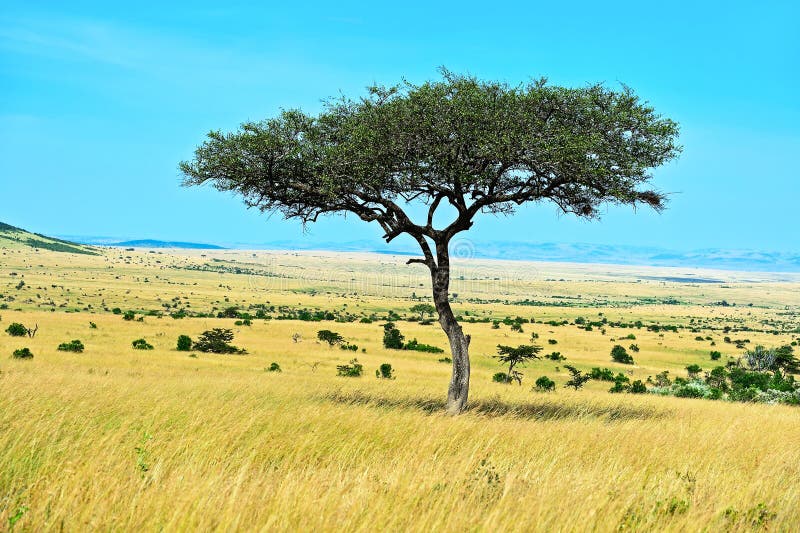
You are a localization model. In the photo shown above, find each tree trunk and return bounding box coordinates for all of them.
[431,242,470,414]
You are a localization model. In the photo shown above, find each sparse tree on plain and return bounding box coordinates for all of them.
[181,70,680,413]
[494,344,543,385]
[410,303,436,321]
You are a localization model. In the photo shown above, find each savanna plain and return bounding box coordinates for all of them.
[1,244,799,531]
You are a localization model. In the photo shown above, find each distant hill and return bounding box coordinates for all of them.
[110,239,225,250]
[0,222,100,255]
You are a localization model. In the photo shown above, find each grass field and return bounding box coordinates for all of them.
[1,246,799,531]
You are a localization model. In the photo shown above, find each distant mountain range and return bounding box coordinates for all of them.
[459,240,800,273]
[192,238,798,272]
[4,220,795,273]
[110,239,225,249]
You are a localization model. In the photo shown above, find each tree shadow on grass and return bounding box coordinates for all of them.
[321,390,670,421]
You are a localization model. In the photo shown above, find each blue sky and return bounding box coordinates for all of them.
[1,1,798,252]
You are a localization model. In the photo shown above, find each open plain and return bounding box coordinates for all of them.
[1,245,799,531]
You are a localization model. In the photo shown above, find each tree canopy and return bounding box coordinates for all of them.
[180,69,680,262]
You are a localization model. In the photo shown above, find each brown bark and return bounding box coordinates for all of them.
[431,241,470,414]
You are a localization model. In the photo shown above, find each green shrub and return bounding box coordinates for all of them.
[176,335,192,351]
[710,350,722,360]
[123,311,135,321]
[57,339,85,353]
[653,370,672,387]
[376,363,394,379]
[611,345,635,364]
[705,366,729,390]
[674,382,709,398]
[112,308,122,315]
[336,358,363,377]
[267,362,282,372]
[89,322,97,329]
[438,357,452,363]
[12,347,33,359]
[685,364,702,378]
[5,323,27,337]
[492,372,512,384]
[590,367,615,381]
[132,338,154,350]
[404,338,444,353]
[534,375,555,392]
[382,322,405,349]
[609,373,630,393]
[630,380,647,394]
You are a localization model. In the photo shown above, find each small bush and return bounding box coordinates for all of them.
[89,322,97,329]
[12,347,33,359]
[234,319,252,326]
[710,350,722,360]
[132,338,154,350]
[534,375,556,392]
[266,362,282,372]
[611,345,635,364]
[57,339,85,353]
[123,311,135,321]
[176,335,192,351]
[492,372,513,384]
[590,367,615,381]
[630,380,647,394]
[112,308,122,315]
[653,370,672,387]
[674,382,709,398]
[547,339,558,345]
[686,364,702,378]
[376,363,394,379]
[336,358,363,377]
[404,338,444,353]
[5,323,27,337]
[438,357,452,363]
[382,322,405,349]
[609,373,631,393]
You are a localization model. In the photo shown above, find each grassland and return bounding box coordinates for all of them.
[1,245,799,531]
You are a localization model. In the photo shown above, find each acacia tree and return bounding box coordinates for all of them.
[180,70,680,414]
[410,303,436,321]
[494,344,543,385]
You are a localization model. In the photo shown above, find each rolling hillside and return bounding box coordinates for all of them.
[0,221,99,255]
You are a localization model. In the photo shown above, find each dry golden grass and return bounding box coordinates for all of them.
[1,247,799,531]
